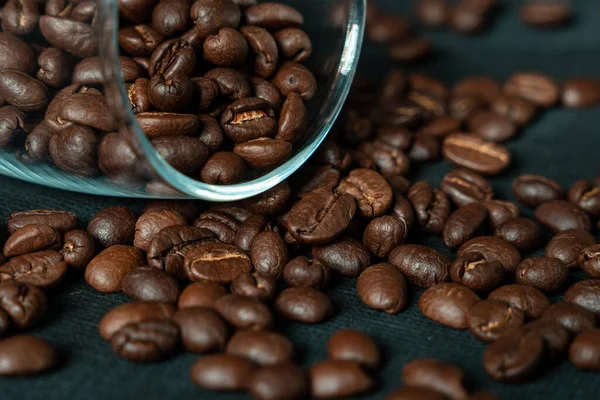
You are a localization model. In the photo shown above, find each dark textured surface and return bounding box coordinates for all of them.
[2,1,600,399]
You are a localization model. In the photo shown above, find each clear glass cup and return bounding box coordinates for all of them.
[0,0,365,201]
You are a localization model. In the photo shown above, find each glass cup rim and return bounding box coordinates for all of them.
[100,0,366,201]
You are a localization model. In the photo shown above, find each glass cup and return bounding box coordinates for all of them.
[0,0,365,201]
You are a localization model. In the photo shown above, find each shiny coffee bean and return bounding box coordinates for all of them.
[565,280,600,316]
[49,124,99,177]
[184,242,251,283]
[481,200,520,230]
[468,111,517,142]
[467,299,525,342]
[215,294,272,331]
[173,307,229,354]
[248,363,308,400]
[0,280,47,329]
[363,216,408,258]
[148,73,193,112]
[546,229,595,269]
[443,133,511,175]
[402,358,469,400]
[562,78,600,108]
[513,174,564,208]
[178,281,227,310]
[283,256,330,289]
[440,168,493,207]
[327,329,380,369]
[240,25,279,78]
[450,253,505,293]
[85,246,146,293]
[408,181,450,234]
[357,263,408,314]
[483,329,545,382]
[488,284,550,320]
[0,335,58,376]
[458,236,522,273]
[110,319,179,363]
[60,230,95,269]
[88,206,137,248]
[578,244,600,278]
[244,3,303,30]
[8,209,76,234]
[535,200,592,233]
[520,1,572,28]
[389,244,451,288]
[230,272,277,302]
[226,330,293,366]
[569,329,600,371]
[190,354,254,391]
[310,360,373,399]
[419,283,481,329]
[134,210,186,252]
[442,202,488,249]
[0,251,67,289]
[494,217,541,252]
[313,237,371,278]
[336,168,393,218]
[492,94,537,126]
[3,224,61,257]
[569,180,600,219]
[121,267,180,303]
[541,302,596,335]
[200,152,246,185]
[275,287,333,323]
[98,301,176,341]
[504,72,559,107]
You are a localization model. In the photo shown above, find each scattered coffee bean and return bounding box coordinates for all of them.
[568,180,600,219]
[562,78,600,108]
[481,200,520,230]
[483,329,545,382]
[230,272,277,301]
[419,283,481,329]
[443,133,511,175]
[283,256,330,289]
[60,230,95,269]
[520,1,572,28]
[310,360,373,399]
[458,236,522,273]
[440,168,493,207]
[190,354,254,391]
[327,329,380,369]
[535,200,592,233]
[85,245,145,293]
[564,280,600,316]
[313,237,371,278]
[515,257,568,294]
[408,181,451,234]
[504,72,559,108]
[110,319,179,363]
[0,280,47,330]
[494,217,540,252]
[357,263,408,314]
[569,329,600,371]
[178,281,228,310]
[389,244,451,288]
[546,229,596,269]
[275,287,333,323]
[8,209,76,234]
[250,231,288,279]
[0,250,67,288]
[248,363,308,400]
[442,202,488,249]
[577,244,600,278]
[215,294,273,331]
[87,206,137,248]
[226,330,293,366]
[450,253,505,293]
[513,174,565,208]
[121,267,180,303]
[488,284,550,320]
[541,302,596,334]
[466,299,525,342]
[0,335,58,376]
[468,111,517,142]
[98,301,176,341]
[402,358,468,400]
[173,307,229,354]
[3,224,61,257]
[184,242,252,283]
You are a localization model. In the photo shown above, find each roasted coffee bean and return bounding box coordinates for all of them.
[569,329,600,371]
[0,251,67,288]
[468,111,517,143]
[0,106,26,148]
[230,272,277,301]
[275,93,306,143]
[541,302,596,334]
[0,70,48,112]
[327,329,380,369]
[292,165,341,195]
[49,124,99,177]
[458,236,522,273]
[241,181,291,216]
[190,0,241,37]
[283,256,330,290]
[85,246,145,293]
[134,210,186,252]
[443,133,511,175]
[287,188,355,245]
[148,73,193,112]
[173,307,228,354]
[357,263,408,314]
[402,358,468,400]
[565,280,600,316]
[419,283,480,329]
[20,119,56,163]
[450,253,505,293]
[419,116,461,139]
[569,180,600,219]
[97,132,140,181]
[118,25,165,57]
[389,244,451,288]
[206,68,251,101]
[481,200,520,230]
[521,320,571,358]
[215,294,272,331]
[386,387,448,400]
[408,181,450,234]
[184,242,251,283]
[244,2,303,30]
[190,78,220,113]
[0,308,8,337]
[442,203,488,249]
[37,48,70,88]
[232,214,266,253]
[440,168,493,207]
[562,78,600,108]
[535,200,592,233]
[248,363,308,400]
[226,330,293,366]
[454,76,501,104]
[513,174,564,208]
[88,206,137,248]
[520,1,572,28]
[204,28,248,67]
[313,237,371,278]
[310,360,373,399]
[273,27,312,62]
[363,216,408,258]
[275,287,333,323]
[466,299,525,342]
[190,353,254,391]
[578,244,600,278]
[0,32,37,74]
[449,93,485,121]
[117,0,158,23]
[488,284,550,320]
[357,140,411,176]
[178,281,227,309]
[547,229,595,269]
[483,329,545,382]
[121,267,180,303]
[221,97,276,143]
[336,169,392,218]
[152,0,192,36]
[492,94,536,126]
[494,217,540,252]
[151,135,209,173]
[193,210,239,244]
[144,200,198,223]
[0,335,57,376]
[200,152,246,185]
[60,230,95,269]
[73,56,142,85]
[136,112,200,138]
[0,280,46,329]
[39,16,98,58]
[388,36,431,63]
[8,209,76,234]
[149,38,196,79]
[110,319,179,363]
[3,224,61,257]
[504,72,559,108]
[58,93,116,132]
[195,114,224,151]
[313,140,351,171]
[240,26,279,78]
[272,61,316,101]
[234,137,292,169]
[98,301,175,341]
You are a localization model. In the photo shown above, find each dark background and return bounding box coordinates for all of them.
[2,0,600,399]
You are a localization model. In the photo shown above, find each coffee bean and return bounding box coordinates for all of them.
[327,329,380,369]
[283,256,330,289]
[504,72,559,107]
[336,169,393,218]
[244,2,303,30]
[408,181,450,234]
[0,308,10,337]
[151,135,209,174]
[483,329,544,382]
[178,281,227,310]
[520,1,572,28]
[440,168,493,207]
[148,73,193,112]
[221,97,276,143]
[419,283,480,329]
[226,330,293,366]
[569,180,600,219]
[118,25,165,57]
[173,307,229,354]
[274,27,312,62]
[310,360,373,398]
[134,210,186,252]
[458,236,522,273]
[136,112,200,138]
[48,124,99,177]
[184,242,251,283]
[233,214,266,252]
[449,93,485,121]
[547,229,595,269]
[73,56,141,85]
[363,216,408,258]
[541,302,596,335]
[98,301,176,341]
[0,250,67,289]
[578,244,600,278]
[0,70,46,112]
[419,116,461,139]
[248,363,308,400]
[492,94,536,126]
[3,224,61,257]
[240,26,279,78]
[58,93,117,132]
[0,335,57,376]
[97,132,140,181]
[442,203,488,249]
[466,299,525,342]
[152,0,192,36]
[443,133,511,175]
[562,78,600,108]
[521,320,571,358]
[389,244,451,288]
[386,387,448,400]
[215,294,272,331]
[468,111,517,143]
[313,237,371,278]
[272,61,316,101]
[357,140,411,177]
[200,152,246,185]
[149,38,196,79]
[513,174,565,208]
[193,210,240,244]
[569,329,600,371]
[85,245,145,293]
[8,209,76,234]
[454,75,501,104]
[87,206,137,248]
[450,253,505,293]
[0,280,47,329]
[564,280,600,316]
[0,32,37,74]
[535,200,592,233]
[242,181,291,216]
[234,137,292,170]
[60,230,95,269]
[121,267,180,303]
[275,287,333,323]
[494,217,540,252]
[110,319,179,363]
[37,48,70,88]
[0,106,26,149]
[402,358,468,400]
[191,354,255,393]
[357,263,408,314]
[488,284,550,320]
[230,272,277,301]
[481,200,520,230]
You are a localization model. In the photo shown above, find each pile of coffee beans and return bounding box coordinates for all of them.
[1,0,600,399]
[0,0,316,191]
